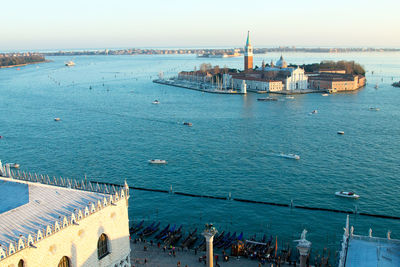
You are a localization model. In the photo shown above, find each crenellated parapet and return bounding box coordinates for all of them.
[0,169,130,262]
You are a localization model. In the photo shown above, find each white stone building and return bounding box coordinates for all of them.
[0,162,131,267]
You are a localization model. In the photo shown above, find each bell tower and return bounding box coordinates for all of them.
[244,31,253,71]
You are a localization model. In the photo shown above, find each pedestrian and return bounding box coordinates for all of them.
[158,242,161,248]
[144,258,147,264]
[195,248,198,255]
[173,250,176,257]
[150,240,153,246]
[163,246,166,252]
[177,261,181,267]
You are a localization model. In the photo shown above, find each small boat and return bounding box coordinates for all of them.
[183,122,192,126]
[369,107,380,111]
[322,93,329,96]
[54,118,61,121]
[286,96,294,99]
[335,191,360,199]
[279,153,300,160]
[152,100,160,104]
[65,61,75,67]
[374,83,379,89]
[257,97,278,101]
[311,110,318,114]
[337,131,345,135]
[9,163,20,169]
[148,159,167,164]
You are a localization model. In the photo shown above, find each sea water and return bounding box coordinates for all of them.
[0,52,400,259]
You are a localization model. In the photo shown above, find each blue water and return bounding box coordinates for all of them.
[1,52,400,259]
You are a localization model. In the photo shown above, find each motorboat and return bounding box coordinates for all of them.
[374,83,379,89]
[279,153,300,160]
[257,97,278,101]
[54,118,61,121]
[337,131,345,135]
[286,96,295,99]
[322,93,329,96]
[369,107,380,111]
[148,159,167,164]
[335,191,360,199]
[65,61,75,67]
[311,110,318,114]
[8,163,20,169]
[152,100,160,104]
[183,122,192,126]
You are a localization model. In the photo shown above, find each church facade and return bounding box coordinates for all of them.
[0,164,131,267]
[227,32,308,92]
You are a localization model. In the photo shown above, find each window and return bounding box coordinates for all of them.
[18,259,24,267]
[97,234,109,259]
[58,256,70,267]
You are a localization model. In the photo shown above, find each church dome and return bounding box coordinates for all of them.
[276,55,288,68]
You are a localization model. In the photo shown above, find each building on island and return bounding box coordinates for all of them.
[339,215,400,267]
[0,161,131,267]
[308,72,366,92]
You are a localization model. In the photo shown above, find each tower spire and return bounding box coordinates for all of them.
[246,31,251,47]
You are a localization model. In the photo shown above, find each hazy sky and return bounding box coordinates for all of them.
[2,0,400,50]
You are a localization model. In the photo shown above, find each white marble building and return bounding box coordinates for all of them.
[0,162,131,267]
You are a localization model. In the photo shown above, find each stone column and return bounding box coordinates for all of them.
[202,224,217,267]
[295,230,311,267]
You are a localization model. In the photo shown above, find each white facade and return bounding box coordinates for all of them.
[231,78,282,92]
[0,169,131,267]
[284,67,308,90]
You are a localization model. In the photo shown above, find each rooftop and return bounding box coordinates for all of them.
[345,235,400,267]
[0,177,107,247]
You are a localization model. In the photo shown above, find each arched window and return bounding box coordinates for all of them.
[58,256,70,267]
[97,234,109,259]
[18,259,24,267]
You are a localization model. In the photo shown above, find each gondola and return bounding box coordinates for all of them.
[137,221,155,236]
[129,220,144,234]
[155,224,170,239]
[141,222,160,237]
[181,228,198,248]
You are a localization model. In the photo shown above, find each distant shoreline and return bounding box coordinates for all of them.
[41,47,400,57]
[0,60,50,69]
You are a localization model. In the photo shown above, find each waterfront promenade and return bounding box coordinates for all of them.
[130,240,292,267]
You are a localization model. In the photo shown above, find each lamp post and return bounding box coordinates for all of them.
[202,223,218,267]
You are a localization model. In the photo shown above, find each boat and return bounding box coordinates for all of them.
[286,96,294,99]
[311,110,318,114]
[152,100,160,104]
[322,93,329,96]
[155,224,170,239]
[65,61,75,67]
[54,118,61,121]
[257,97,278,101]
[130,220,144,234]
[279,153,300,160]
[183,122,192,126]
[335,191,360,199]
[148,159,167,164]
[8,163,20,169]
[369,107,380,111]
[374,83,379,89]
[337,131,345,135]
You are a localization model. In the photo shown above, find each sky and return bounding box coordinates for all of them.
[1,0,400,51]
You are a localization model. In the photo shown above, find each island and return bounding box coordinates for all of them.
[0,53,47,68]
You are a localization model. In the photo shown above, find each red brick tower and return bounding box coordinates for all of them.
[244,31,253,71]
